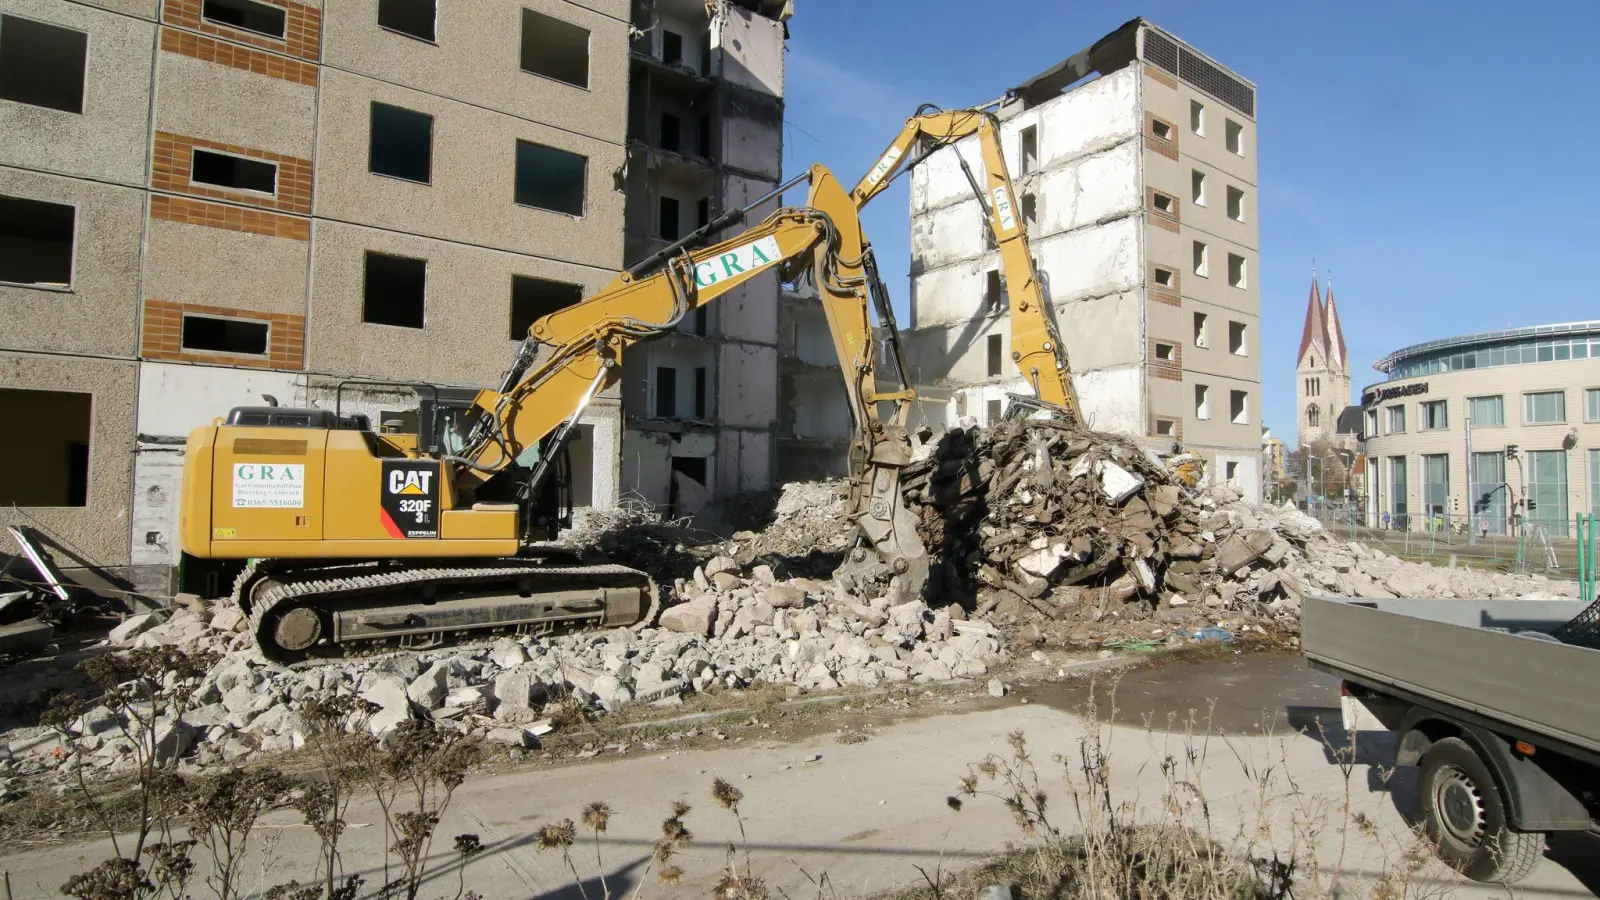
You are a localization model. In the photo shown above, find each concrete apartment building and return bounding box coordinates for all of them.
[901,19,1263,499]
[618,0,795,512]
[0,0,654,594]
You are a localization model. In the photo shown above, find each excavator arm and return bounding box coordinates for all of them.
[456,165,926,576]
[853,107,1081,422]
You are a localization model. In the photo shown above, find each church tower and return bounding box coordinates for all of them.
[1295,273,1349,448]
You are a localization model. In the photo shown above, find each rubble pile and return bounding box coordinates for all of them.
[896,418,1582,638]
[6,421,1582,779]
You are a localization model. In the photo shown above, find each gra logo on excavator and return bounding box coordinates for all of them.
[691,236,782,289]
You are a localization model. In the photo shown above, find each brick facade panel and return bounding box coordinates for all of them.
[150,195,309,240]
[152,132,313,215]
[141,299,305,370]
[160,27,317,87]
[163,0,321,62]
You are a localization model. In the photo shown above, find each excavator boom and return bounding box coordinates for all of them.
[853,107,1082,422]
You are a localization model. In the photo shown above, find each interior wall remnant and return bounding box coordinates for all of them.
[716,427,771,496]
[710,4,785,97]
[717,342,778,428]
[787,371,851,440]
[719,112,782,179]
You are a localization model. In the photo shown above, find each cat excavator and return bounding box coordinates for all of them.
[179,165,927,661]
[179,106,1081,661]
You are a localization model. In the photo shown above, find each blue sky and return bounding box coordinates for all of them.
[775,1,1600,448]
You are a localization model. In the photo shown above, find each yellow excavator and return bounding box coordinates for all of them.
[180,165,926,660]
[179,107,1080,661]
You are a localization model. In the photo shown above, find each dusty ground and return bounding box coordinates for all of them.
[2,648,1595,900]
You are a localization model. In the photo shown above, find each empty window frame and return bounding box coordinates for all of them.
[1151,191,1175,215]
[1154,341,1176,362]
[657,195,680,240]
[1019,125,1038,175]
[661,29,683,66]
[1021,193,1037,230]
[1523,390,1566,424]
[181,313,269,355]
[514,140,586,216]
[984,269,1004,313]
[654,366,677,417]
[520,8,589,89]
[986,333,1003,377]
[0,194,75,287]
[0,387,89,507]
[1154,418,1177,437]
[1192,240,1208,276]
[1194,384,1210,420]
[1189,99,1205,135]
[1226,186,1245,222]
[362,251,426,328]
[369,102,433,183]
[693,366,707,418]
[191,149,277,195]
[377,0,435,41]
[1149,117,1173,141]
[1225,461,1239,481]
[986,398,1003,424]
[1152,266,1175,288]
[1227,253,1247,288]
[201,0,287,39]
[1228,321,1247,355]
[1191,169,1206,205]
[1193,312,1208,347]
[660,113,681,152]
[1225,119,1244,155]
[0,15,88,114]
[1230,390,1248,425]
[509,274,582,338]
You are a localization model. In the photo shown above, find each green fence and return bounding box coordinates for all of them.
[1581,514,1597,602]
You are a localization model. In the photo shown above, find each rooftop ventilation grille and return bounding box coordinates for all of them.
[1142,30,1254,117]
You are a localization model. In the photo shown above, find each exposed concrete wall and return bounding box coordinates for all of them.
[785,370,851,440]
[314,69,626,271]
[144,220,309,316]
[0,1,153,186]
[0,167,144,357]
[320,0,631,145]
[716,427,771,495]
[154,49,318,159]
[0,352,137,566]
[712,4,783,98]
[306,220,617,385]
[717,341,777,428]
[721,112,782,179]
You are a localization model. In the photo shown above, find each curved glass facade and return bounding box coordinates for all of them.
[1378,322,1600,382]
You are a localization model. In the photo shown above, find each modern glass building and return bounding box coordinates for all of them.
[1361,321,1600,536]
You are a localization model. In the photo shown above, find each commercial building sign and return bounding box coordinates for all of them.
[232,463,304,508]
[1362,382,1429,407]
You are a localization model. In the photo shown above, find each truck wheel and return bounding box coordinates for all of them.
[1418,737,1544,883]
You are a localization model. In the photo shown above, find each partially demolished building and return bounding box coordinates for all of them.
[902,19,1264,499]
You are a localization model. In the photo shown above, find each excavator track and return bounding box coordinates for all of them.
[237,559,659,663]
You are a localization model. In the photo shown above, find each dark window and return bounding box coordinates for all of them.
[658,196,679,240]
[362,251,426,328]
[1021,193,1036,230]
[0,15,88,114]
[691,306,707,335]
[201,0,287,39]
[696,198,709,228]
[520,8,589,89]
[698,32,711,75]
[509,274,582,338]
[655,366,677,417]
[181,314,269,355]
[377,0,435,41]
[693,366,707,418]
[987,399,1003,424]
[514,140,586,215]
[369,102,433,184]
[987,333,1003,376]
[661,30,683,65]
[660,113,681,152]
[0,388,90,507]
[698,115,712,156]
[984,270,1003,312]
[0,194,74,286]
[191,149,277,194]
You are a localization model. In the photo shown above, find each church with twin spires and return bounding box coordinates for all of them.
[1295,275,1357,451]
